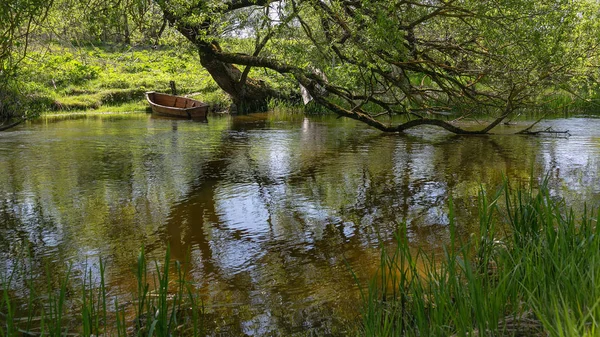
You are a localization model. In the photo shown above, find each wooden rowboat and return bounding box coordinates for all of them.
[145,91,209,119]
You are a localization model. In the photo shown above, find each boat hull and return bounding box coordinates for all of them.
[145,91,209,119]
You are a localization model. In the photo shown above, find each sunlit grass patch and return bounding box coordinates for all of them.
[17,43,232,114]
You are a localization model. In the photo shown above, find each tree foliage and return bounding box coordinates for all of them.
[0,0,53,75]
[1,0,53,124]
[156,0,600,133]
[45,0,168,44]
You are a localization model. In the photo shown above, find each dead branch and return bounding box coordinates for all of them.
[516,127,571,137]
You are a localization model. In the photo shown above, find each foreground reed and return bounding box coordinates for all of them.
[0,247,204,337]
[359,178,600,336]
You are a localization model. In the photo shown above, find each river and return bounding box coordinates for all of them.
[1,112,599,335]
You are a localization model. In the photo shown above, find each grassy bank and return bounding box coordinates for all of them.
[16,43,230,114]
[360,179,600,336]
[14,42,306,115]
[8,41,599,120]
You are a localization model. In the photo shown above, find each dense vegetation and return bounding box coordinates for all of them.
[2,0,600,132]
[0,0,52,128]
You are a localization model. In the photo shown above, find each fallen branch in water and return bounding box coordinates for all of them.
[0,118,25,131]
[514,113,570,136]
[516,127,571,137]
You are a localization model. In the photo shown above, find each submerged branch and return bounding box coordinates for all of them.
[0,118,25,131]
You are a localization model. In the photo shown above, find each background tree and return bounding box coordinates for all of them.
[44,0,167,45]
[0,0,53,129]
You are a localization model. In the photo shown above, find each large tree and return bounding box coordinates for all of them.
[153,0,599,134]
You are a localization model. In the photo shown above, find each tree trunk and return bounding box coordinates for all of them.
[156,0,283,114]
[123,12,131,45]
[198,42,281,114]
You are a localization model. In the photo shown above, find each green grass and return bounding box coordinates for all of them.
[14,41,305,115]
[358,178,600,336]
[16,43,231,113]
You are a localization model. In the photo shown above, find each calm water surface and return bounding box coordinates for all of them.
[1,113,599,335]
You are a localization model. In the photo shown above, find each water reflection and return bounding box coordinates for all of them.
[1,113,599,335]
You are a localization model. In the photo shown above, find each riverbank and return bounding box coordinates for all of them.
[14,43,228,114]
[12,42,600,119]
[15,42,303,115]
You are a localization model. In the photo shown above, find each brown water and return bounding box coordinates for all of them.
[1,112,599,335]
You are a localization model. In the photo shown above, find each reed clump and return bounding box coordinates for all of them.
[359,178,600,337]
[0,247,205,337]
